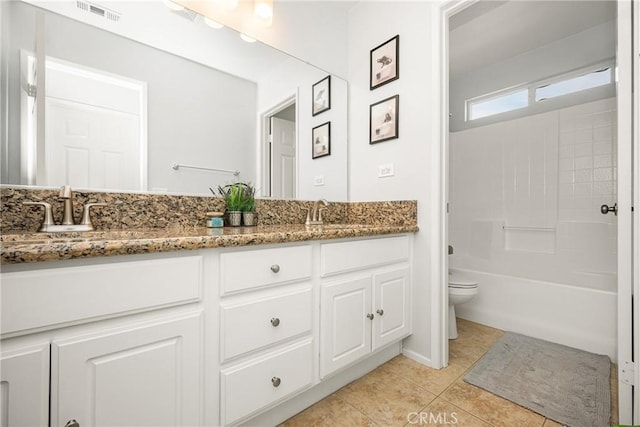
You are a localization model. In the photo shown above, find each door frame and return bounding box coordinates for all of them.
[433,2,636,423]
[259,94,297,198]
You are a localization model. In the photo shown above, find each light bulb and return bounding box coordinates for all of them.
[254,0,273,27]
[240,33,256,43]
[204,17,224,29]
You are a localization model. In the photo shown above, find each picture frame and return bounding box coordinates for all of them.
[312,121,331,159]
[312,75,331,116]
[370,95,399,144]
[370,35,399,90]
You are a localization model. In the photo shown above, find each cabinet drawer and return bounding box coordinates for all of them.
[221,339,313,425]
[1,256,202,335]
[320,236,410,277]
[220,245,312,294]
[221,288,312,361]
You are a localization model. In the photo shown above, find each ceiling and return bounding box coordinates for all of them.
[449,0,616,78]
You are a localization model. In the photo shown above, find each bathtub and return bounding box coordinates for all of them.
[451,267,617,360]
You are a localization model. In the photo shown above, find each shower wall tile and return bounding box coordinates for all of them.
[450,97,617,289]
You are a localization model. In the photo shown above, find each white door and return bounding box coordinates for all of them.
[0,343,50,427]
[51,313,201,427]
[617,1,635,423]
[44,58,146,191]
[372,267,411,350]
[46,98,140,190]
[270,117,296,198]
[320,277,372,378]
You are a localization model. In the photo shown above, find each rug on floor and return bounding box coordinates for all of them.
[464,332,610,427]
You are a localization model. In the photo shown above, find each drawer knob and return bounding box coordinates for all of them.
[270,264,280,273]
[270,317,280,327]
[376,309,384,316]
[65,420,80,427]
[366,313,375,320]
[272,376,281,387]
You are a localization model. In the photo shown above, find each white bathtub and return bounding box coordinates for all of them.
[452,268,617,361]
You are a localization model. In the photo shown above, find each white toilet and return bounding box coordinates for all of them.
[448,270,478,339]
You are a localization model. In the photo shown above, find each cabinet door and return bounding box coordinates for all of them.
[51,312,202,427]
[0,343,50,427]
[373,267,412,350]
[320,277,372,378]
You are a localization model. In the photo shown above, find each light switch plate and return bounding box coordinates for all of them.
[314,175,325,186]
[378,163,394,178]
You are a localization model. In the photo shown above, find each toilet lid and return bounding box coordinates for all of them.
[448,278,478,288]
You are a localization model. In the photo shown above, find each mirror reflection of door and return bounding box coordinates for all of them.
[22,55,147,191]
[269,103,296,198]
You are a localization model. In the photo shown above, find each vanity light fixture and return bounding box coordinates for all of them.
[254,0,273,27]
[240,33,257,43]
[204,17,224,29]
[163,0,184,11]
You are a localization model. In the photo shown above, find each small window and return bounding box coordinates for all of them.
[467,89,528,121]
[535,67,612,102]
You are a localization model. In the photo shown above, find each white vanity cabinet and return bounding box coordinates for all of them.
[319,236,412,378]
[0,253,205,427]
[218,244,315,426]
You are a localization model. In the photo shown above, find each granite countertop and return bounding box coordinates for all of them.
[1,223,419,264]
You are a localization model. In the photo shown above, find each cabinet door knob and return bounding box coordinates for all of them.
[366,313,375,320]
[270,317,280,327]
[65,420,80,427]
[270,264,280,273]
[376,309,384,316]
[271,376,281,387]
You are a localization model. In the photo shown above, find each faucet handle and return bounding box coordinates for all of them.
[23,201,55,232]
[80,203,107,229]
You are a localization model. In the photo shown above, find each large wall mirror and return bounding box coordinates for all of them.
[0,0,348,201]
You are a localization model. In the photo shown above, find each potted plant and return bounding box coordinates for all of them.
[242,183,257,226]
[218,183,245,226]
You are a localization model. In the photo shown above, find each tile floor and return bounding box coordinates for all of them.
[282,319,619,427]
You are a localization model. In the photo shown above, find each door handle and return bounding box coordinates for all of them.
[600,203,618,216]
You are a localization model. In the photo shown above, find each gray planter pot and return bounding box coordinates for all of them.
[243,211,257,226]
[227,211,242,227]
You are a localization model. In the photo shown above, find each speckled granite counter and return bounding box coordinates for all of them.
[1,186,418,264]
[1,223,419,264]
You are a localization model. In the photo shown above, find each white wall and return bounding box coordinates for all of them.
[257,58,348,201]
[348,1,436,365]
[449,98,617,291]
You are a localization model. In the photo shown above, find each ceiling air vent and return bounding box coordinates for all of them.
[76,0,121,22]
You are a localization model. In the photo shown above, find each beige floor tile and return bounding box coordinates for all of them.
[335,365,437,427]
[279,394,376,427]
[409,398,492,427]
[542,420,563,427]
[449,319,504,367]
[441,380,545,427]
[383,355,467,395]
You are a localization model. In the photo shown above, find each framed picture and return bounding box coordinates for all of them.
[370,95,399,144]
[370,35,399,90]
[312,75,331,116]
[312,121,331,159]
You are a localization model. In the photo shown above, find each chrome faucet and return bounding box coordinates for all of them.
[305,199,329,225]
[23,185,106,232]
